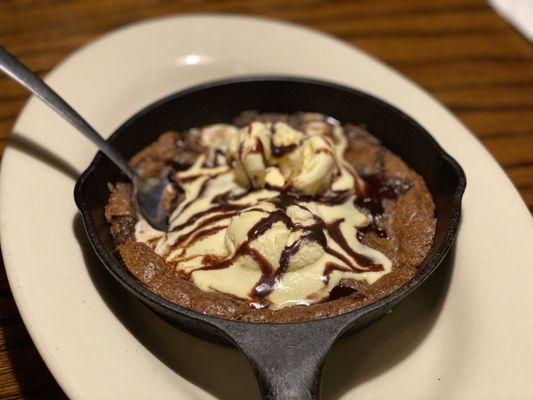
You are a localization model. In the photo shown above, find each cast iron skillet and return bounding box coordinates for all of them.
[74,76,466,400]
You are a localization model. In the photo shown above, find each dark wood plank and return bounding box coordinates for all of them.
[0,262,67,399]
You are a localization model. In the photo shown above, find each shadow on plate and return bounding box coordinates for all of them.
[7,133,79,180]
[73,214,454,400]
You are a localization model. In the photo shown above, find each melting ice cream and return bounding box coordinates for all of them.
[135,119,392,309]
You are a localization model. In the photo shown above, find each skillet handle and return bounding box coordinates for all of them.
[215,316,351,400]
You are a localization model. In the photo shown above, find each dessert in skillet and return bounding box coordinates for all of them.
[105,112,436,322]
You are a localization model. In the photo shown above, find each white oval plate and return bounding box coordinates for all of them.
[1,15,532,400]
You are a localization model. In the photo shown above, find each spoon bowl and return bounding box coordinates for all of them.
[133,175,172,231]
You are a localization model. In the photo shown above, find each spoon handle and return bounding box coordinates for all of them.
[0,46,137,181]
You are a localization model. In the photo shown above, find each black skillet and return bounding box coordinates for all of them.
[74,76,466,400]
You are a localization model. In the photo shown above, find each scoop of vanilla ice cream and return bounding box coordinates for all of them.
[224,202,274,254]
[228,122,271,188]
[284,205,325,271]
[271,122,303,147]
[285,204,316,226]
[228,122,338,195]
[264,166,286,188]
[225,202,290,270]
[225,201,325,274]
[291,135,336,195]
[286,238,325,272]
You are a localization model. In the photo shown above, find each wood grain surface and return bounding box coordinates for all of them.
[0,0,532,398]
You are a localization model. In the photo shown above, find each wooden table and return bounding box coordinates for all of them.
[0,0,531,398]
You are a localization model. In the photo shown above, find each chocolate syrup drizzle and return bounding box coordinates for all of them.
[153,120,412,307]
[164,180,385,306]
[355,150,411,240]
[269,123,299,158]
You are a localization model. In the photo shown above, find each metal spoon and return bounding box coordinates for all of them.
[0,47,171,231]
